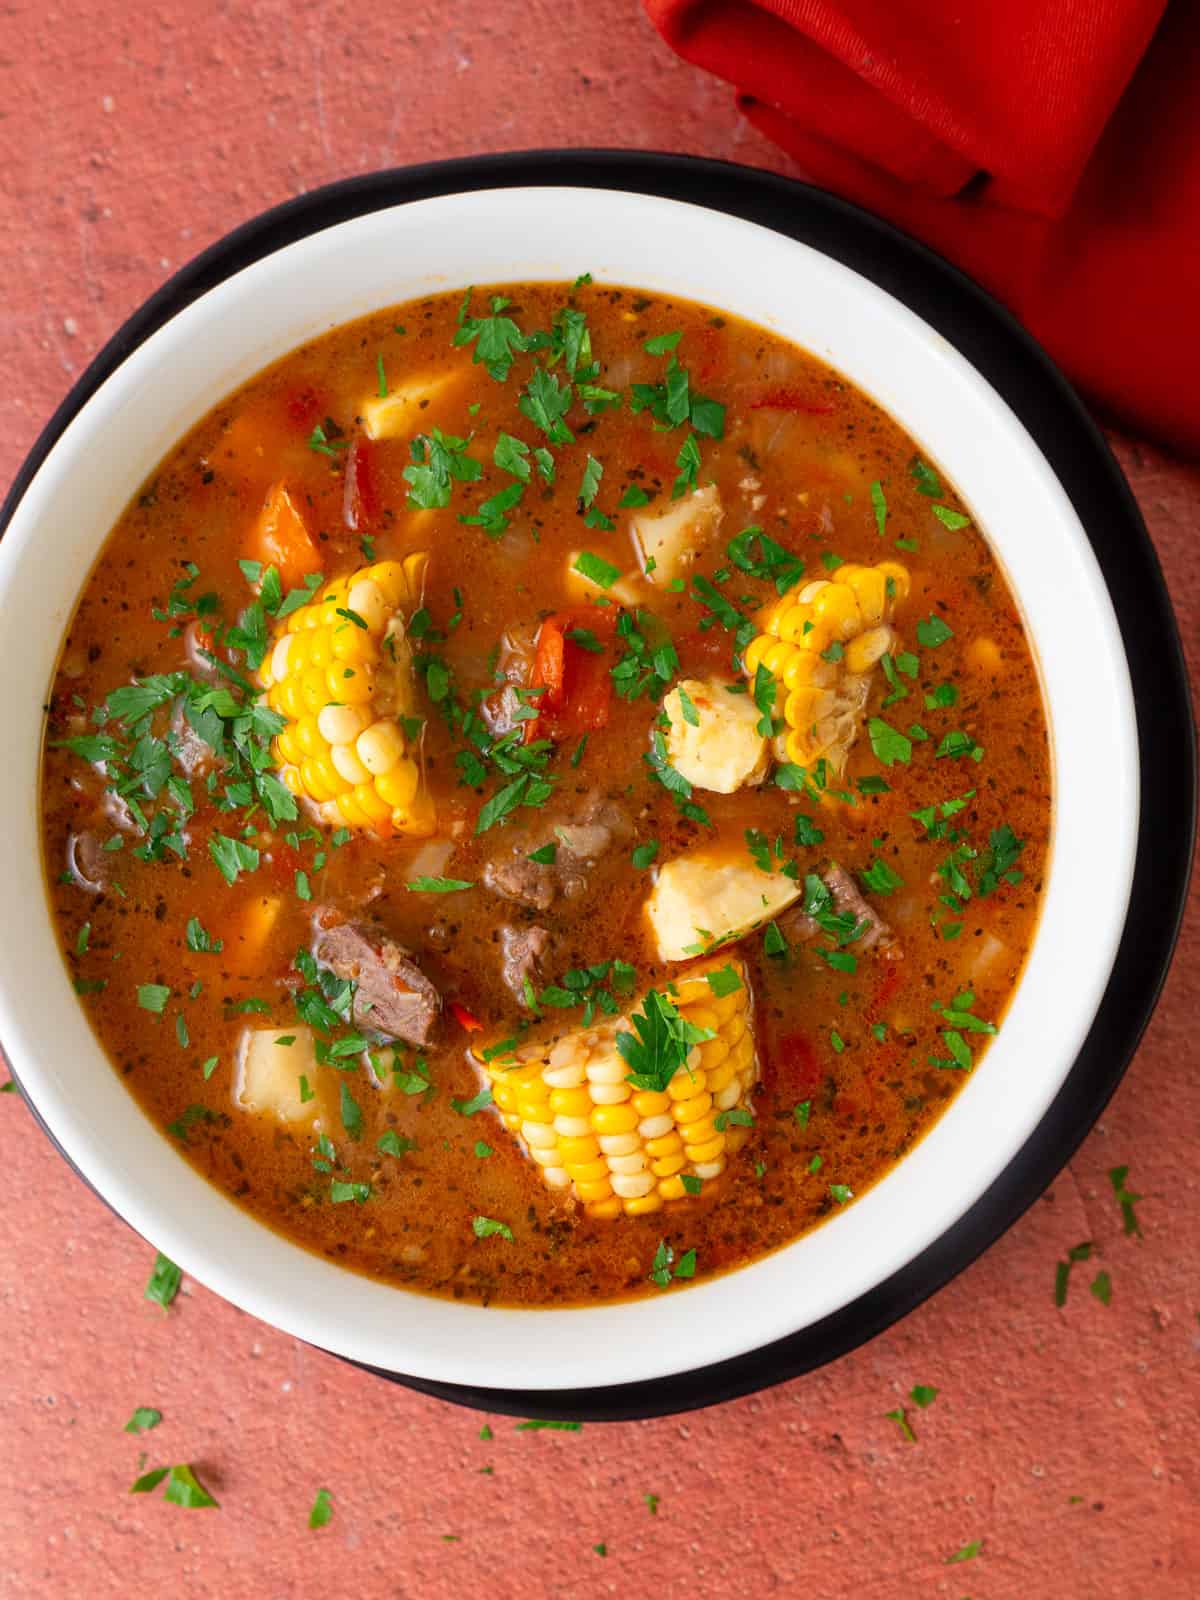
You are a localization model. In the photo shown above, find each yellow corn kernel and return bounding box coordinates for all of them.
[705,1060,738,1094]
[657,1175,688,1201]
[651,1151,687,1178]
[331,624,376,664]
[568,1158,610,1185]
[549,1087,592,1117]
[557,1135,601,1166]
[375,759,419,810]
[350,783,387,824]
[586,1197,622,1219]
[299,757,333,803]
[681,1116,718,1147]
[330,663,374,704]
[575,1177,614,1203]
[674,1093,714,1127]
[685,1134,726,1165]
[623,1192,664,1216]
[667,1068,705,1101]
[631,1090,671,1118]
[590,1103,639,1136]
[645,1130,684,1160]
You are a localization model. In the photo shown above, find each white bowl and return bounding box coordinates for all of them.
[0,185,1138,1394]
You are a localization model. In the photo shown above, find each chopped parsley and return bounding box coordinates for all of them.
[472,1216,514,1241]
[649,1239,697,1288]
[144,1252,181,1309]
[618,989,715,1093]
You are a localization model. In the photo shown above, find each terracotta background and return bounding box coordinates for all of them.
[1,3,1196,1595]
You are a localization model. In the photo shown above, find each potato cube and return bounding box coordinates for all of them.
[646,852,802,961]
[361,369,465,440]
[630,484,723,584]
[663,678,769,794]
[235,1025,334,1130]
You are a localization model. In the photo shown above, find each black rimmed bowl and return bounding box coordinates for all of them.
[0,152,1192,1420]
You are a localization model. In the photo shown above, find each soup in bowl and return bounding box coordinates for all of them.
[0,187,1137,1391]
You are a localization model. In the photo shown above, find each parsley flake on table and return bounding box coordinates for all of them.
[1108,1165,1143,1236]
[130,1462,219,1509]
[885,1406,915,1443]
[123,1407,162,1434]
[308,1487,333,1529]
[945,1539,982,1565]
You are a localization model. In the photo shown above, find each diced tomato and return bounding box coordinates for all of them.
[342,436,381,531]
[449,1001,484,1033]
[864,959,904,1026]
[264,843,305,890]
[285,385,324,428]
[749,388,836,414]
[526,608,618,743]
[247,481,322,591]
[772,1031,822,1097]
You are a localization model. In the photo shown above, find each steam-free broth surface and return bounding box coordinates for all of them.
[41,281,1050,1305]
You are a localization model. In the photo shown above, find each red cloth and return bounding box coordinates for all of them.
[645,0,1200,457]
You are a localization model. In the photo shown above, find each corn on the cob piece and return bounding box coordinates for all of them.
[258,556,434,836]
[743,561,910,774]
[478,958,758,1219]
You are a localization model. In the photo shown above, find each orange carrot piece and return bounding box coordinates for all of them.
[248,482,322,590]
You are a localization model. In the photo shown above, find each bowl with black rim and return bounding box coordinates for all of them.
[0,151,1192,1420]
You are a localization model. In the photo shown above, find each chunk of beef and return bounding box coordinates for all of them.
[499,924,550,1002]
[481,794,632,912]
[315,919,441,1046]
[483,854,560,912]
[822,864,894,951]
[779,864,895,952]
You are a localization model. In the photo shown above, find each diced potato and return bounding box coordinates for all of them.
[235,1025,334,1130]
[361,369,465,440]
[645,853,802,961]
[663,678,769,794]
[630,484,723,584]
[564,550,641,607]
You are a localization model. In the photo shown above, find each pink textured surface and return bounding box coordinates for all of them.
[0,3,1197,1595]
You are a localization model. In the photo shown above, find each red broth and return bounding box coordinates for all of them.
[40,282,1050,1306]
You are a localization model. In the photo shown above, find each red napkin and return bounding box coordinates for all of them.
[646,0,1200,457]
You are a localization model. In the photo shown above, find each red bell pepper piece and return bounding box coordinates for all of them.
[449,1001,484,1033]
[526,609,617,742]
[342,436,381,531]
